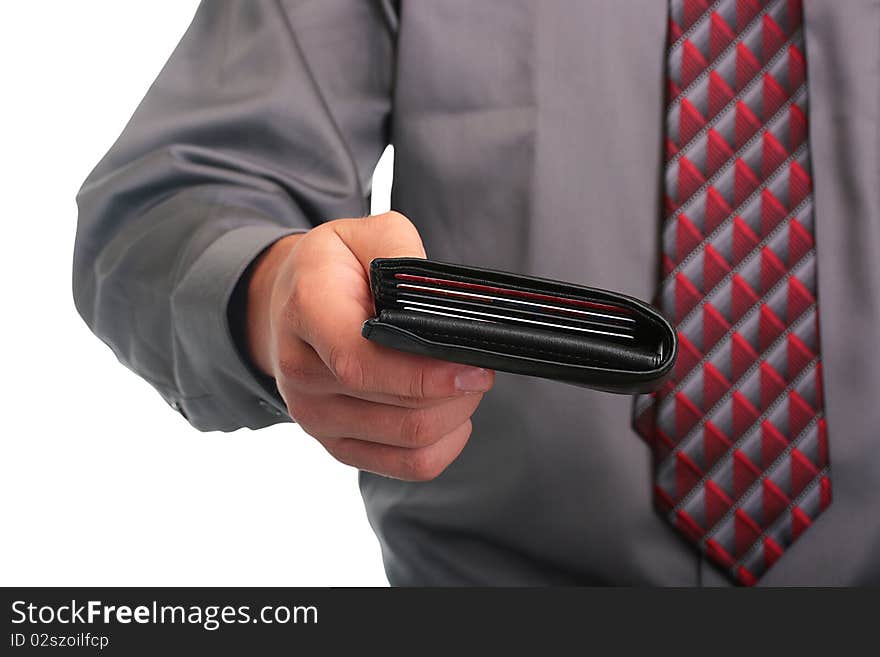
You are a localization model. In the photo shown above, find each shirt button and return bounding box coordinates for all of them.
[257,398,284,417]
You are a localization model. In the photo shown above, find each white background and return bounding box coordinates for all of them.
[0,2,391,586]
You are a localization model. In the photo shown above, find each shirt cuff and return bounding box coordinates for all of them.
[169,222,306,431]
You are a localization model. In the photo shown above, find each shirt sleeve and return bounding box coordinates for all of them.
[73,0,396,431]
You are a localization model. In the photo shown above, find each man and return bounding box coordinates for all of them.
[74,1,880,585]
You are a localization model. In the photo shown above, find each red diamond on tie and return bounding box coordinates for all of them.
[633,0,832,585]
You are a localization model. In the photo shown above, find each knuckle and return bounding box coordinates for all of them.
[381,211,423,248]
[277,355,315,385]
[400,408,439,448]
[325,439,363,472]
[401,449,445,482]
[283,276,309,330]
[407,368,428,399]
[329,346,365,390]
[286,397,311,425]
[387,393,422,407]
[383,210,413,229]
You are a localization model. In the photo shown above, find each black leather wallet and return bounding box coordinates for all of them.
[361,258,677,393]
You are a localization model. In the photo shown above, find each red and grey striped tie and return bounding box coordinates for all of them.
[633,0,832,585]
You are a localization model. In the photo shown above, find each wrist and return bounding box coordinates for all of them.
[245,232,305,377]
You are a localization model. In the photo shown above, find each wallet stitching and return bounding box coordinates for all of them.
[371,261,677,374]
[405,329,655,369]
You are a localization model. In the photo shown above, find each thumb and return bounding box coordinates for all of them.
[332,211,427,275]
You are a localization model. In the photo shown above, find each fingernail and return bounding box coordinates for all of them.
[455,367,493,393]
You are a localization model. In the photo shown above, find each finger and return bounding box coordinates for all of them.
[274,335,339,392]
[291,227,494,399]
[277,339,485,408]
[327,338,494,400]
[332,212,427,275]
[322,420,473,482]
[290,392,483,448]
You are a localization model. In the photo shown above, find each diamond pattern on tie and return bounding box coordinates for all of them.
[634,0,831,585]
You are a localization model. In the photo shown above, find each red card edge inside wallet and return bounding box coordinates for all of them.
[362,258,678,393]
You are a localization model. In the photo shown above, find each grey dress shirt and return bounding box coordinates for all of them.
[74,1,880,585]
